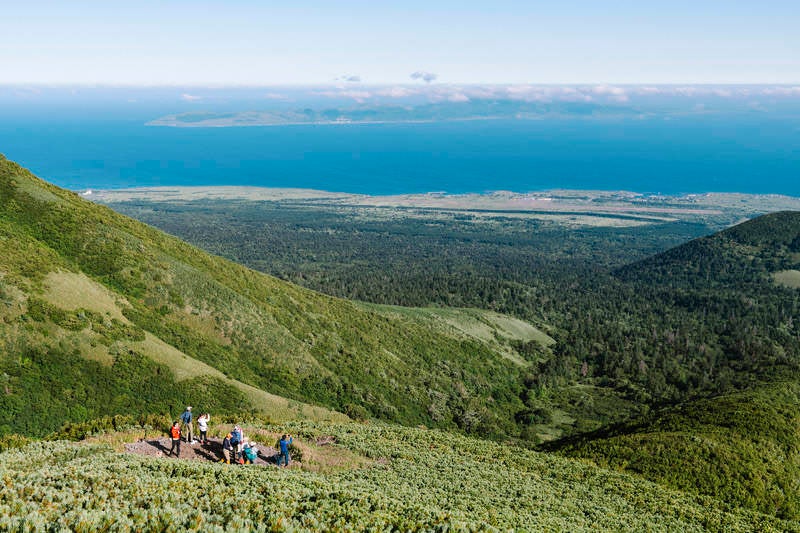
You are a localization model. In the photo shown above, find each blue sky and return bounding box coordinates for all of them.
[1,1,798,85]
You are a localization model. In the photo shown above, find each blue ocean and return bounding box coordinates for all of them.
[1,90,799,196]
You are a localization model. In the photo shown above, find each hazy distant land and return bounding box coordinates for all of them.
[146,111,478,127]
[145,100,644,128]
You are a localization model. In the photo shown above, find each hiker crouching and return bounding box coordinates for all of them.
[221,433,234,464]
[243,441,258,464]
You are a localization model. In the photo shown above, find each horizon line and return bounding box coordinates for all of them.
[3,82,800,89]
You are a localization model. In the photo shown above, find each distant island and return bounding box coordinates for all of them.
[146,100,647,127]
[147,110,456,127]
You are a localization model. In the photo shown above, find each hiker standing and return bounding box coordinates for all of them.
[221,433,234,464]
[168,421,181,457]
[231,425,244,463]
[278,434,293,467]
[197,413,210,444]
[180,406,194,443]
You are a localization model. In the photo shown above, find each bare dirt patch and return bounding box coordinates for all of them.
[122,430,368,473]
[124,436,283,467]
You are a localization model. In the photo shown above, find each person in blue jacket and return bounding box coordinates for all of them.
[278,434,293,467]
[230,425,243,462]
[180,406,193,443]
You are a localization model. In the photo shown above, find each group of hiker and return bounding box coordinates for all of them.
[167,406,293,467]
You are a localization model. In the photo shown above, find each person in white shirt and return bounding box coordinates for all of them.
[197,413,210,444]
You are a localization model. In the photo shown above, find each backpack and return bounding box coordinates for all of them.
[170,426,181,439]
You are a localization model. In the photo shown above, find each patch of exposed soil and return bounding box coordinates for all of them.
[124,437,292,467]
[315,435,337,446]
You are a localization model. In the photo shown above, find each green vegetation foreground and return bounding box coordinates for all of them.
[0,422,794,532]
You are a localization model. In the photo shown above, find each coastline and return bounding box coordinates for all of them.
[87,186,800,227]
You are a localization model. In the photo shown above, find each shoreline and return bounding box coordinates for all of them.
[83,185,800,201]
[86,186,800,223]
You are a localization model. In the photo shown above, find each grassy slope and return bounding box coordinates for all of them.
[774,269,800,288]
[0,154,539,436]
[0,422,795,532]
[360,303,555,366]
[41,270,344,422]
[546,381,800,520]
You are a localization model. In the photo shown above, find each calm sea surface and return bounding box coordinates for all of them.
[1,108,798,196]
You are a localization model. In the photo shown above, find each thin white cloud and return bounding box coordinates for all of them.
[448,92,470,103]
[376,86,418,98]
[591,85,629,102]
[551,87,593,102]
[500,85,595,103]
[761,86,800,96]
[341,90,372,102]
[465,86,500,99]
[180,93,202,102]
[410,71,438,83]
[308,84,800,108]
[317,89,373,103]
[504,86,551,102]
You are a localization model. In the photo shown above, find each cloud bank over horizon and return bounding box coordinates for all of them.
[4,84,800,111]
[306,84,800,105]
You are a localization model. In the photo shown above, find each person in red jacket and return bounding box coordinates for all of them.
[168,421,181,457]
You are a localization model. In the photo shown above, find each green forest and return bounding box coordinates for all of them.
[111,198,800,415]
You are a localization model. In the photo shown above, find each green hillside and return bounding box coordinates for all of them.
[0,154,545,437]
[547,381,800,520]
[548,210,800,408]
[100,189,800,428]
[544,214,800,520]
[617,210,800,289]
[0,421,795,531]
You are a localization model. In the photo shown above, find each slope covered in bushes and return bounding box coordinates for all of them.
[0,154,541,437]
[547,381,800,520]
[0,421,794,531]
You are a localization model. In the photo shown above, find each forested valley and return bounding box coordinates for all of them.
[110,200,800,432]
